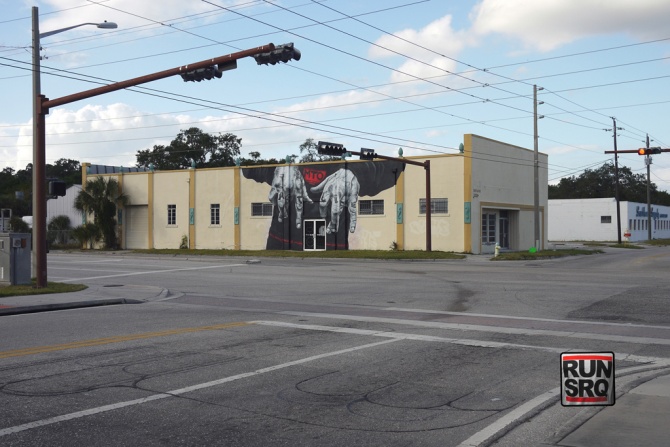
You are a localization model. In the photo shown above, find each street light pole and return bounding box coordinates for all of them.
[31,6,117,287]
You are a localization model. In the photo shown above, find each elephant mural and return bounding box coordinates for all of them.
[268,166,312,229]
[243,160,404,250]
[310,169,360,234]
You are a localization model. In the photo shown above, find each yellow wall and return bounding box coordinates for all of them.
[194,168,236,249]
[152,171,190,249]
[121,173,148,205]
[401,155,465,252]
[349,180,397,250]
[239,173,273,250]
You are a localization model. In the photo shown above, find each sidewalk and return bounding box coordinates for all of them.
[555,372,670,447]
[0,284,168,316]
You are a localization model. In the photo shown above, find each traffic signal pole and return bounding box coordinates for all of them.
[362,152,431,252]
[317,142,431,252]
[646,135,652,241]
[34,43,277,288]
[41,44,275,111]
[604,145,669,243]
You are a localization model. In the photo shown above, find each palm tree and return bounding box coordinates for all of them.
[72,223,101,249]
[47,215,72,245]
[74,177,128,249]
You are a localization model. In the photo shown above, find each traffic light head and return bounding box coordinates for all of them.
[317,141,346,156]
[638,147,662,155]
[180,63,234,82]
[254,43,301,66]
[360,148,377,160]
[48,180,66,197]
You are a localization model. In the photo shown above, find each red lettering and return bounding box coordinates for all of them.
[303,168,326,186]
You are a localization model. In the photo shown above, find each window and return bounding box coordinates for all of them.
[359,200,384,215]
[167,204,176,225]
[252,202,273,217]
[420,198,448,214]
[210,204,220,225]
[601,216,612,224]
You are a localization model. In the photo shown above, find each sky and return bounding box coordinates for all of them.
[1,0,670,191]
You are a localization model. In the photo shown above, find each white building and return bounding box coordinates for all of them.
[549,198,670,242]
[46,184,84,227]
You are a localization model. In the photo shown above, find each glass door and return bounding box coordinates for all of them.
[499,210,509,249]
[481,212,497,254]
[304,219,326,251]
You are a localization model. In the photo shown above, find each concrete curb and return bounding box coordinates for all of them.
[0,298,142,316]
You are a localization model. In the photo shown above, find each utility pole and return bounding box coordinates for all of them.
[646,134,652,241]
[611,117,623,244]
[533,85,543,250]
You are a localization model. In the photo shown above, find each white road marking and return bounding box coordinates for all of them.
[58,264,248,282]
[253,321,670,365]
[456,387,560,447]
[0,338,398,437]
[280,311,670,346]
[254,321,670,447]
[384,307,670,331]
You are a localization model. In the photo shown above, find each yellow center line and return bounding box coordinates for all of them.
[0,322,252,359]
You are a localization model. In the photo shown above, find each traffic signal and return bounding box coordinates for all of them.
[360,148,377,160]
[638,147,662,155]
[48,180,66,197]
[253,43,301,66]
[180,61,237,82]
[317,141,346,156]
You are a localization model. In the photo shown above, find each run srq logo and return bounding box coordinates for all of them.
[561,352,615,406]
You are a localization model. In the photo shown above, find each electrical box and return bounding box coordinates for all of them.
[0,233,32,285]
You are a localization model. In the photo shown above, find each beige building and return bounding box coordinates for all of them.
[82,134,548,255]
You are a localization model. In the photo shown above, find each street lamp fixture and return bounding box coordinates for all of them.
[32,6,117,287]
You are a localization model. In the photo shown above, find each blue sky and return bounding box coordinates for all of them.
[1,0,670,191]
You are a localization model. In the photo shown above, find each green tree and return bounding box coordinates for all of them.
[47,215,72,246]
[74,177,128,249]
[549,162,670,205]
[72,223,101,249]
[8,215,30,233]
[238,151,283,166]
[135,128,242,170]
[46,158,81,186]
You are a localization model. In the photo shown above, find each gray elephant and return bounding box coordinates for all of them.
[311,169,360,234]
[268,166,312,229]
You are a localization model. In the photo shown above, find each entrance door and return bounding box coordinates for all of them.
[304,219,326,251]
[498,210,509,249]
[481,212,497,254]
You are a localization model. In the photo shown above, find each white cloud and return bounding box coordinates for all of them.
[12,103,187,170]
[39,0,214,32]
[470,0,670,52]
[368,15,477,86]
[369,15,468,60]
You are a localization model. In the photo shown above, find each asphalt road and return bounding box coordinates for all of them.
[1,247,669,446]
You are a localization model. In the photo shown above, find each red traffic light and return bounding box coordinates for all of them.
[638,147,662,155]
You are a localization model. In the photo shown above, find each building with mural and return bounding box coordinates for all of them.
[81,134,548,255]
[549,198,670,242]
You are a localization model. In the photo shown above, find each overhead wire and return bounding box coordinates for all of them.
[1,2,666,179]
